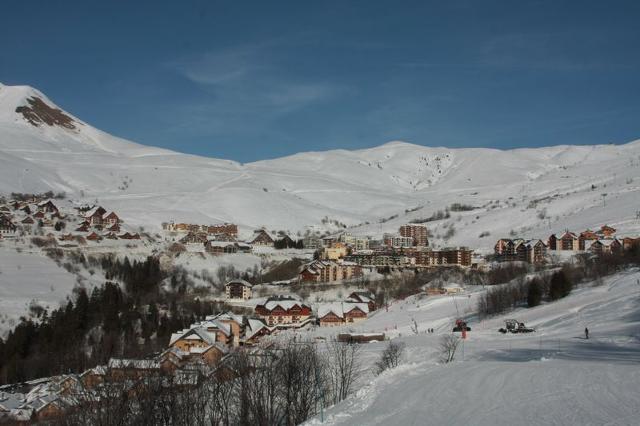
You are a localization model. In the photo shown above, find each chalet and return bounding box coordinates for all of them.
[209,233,237,242]
[205,241,251,255]
[515,239,546,264]
[103,212,120,227]
[206,223,238,237]
[299,260,363,283]
[251,229,274,246]
[599,225,617,238]
[243,319,272,345]
[107,358,161,381]
[33,211,45,219]
[318,304,345,327]
[579,230,599,250]
[85,206,107,227]
[317,302,369,326]
[559,231,579,251]
[79,366,107,389]
[180,232,208,245]
[494,238,515,257]
[343,303,369,323]
[158,347,186,373]
[169,327,219,351]
[225,279,253,300]
[21,216,35,225]
[255,296,312,327]
[347,291,377,311]
[205,313,245,346]
[37,200,58,214]
[0,217,16,235]
[622,237,640,251]
[588,239,622,256]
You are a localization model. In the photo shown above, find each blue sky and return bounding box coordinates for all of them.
[1,1,639,162]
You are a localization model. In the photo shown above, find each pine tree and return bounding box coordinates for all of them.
[527,279,542,307]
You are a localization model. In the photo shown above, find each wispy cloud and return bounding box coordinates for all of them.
[171,39,340,115]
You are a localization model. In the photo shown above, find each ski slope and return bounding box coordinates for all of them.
[1,83,640,251]
[303,270,640,426]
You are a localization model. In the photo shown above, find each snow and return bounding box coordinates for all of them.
[1,83,639,252]
[302,270,640,426]
[0,244,104,335]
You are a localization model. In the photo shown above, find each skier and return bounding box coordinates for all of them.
[585,327,589,340]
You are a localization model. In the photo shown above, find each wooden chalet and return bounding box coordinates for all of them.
[0,216,17,235]
[251,229,274,246]
[37,200,59,214]
[107,358,161,381]
[347,291,377,311]
[21,216,35,225]
[318,305,344,327]
[103,212,120,227]
[206,223,238,237]
[180,232,208,245]
[622,237,640,251]
[588,239,622,256]
[343,303,369,323]
[559,231,579,251]
[79,366,107,390]
[243,319,272,345]
[85,206,107,227]
[579,230,599,250]
[254,297,312,326]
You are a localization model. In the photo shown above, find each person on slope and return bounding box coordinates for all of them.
[585,327,589,340]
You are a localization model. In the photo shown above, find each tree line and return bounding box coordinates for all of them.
[0,258,226,384]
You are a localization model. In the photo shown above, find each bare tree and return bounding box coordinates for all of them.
[326,340,363,404]
[375,341,406,375]
[439,335,460,363]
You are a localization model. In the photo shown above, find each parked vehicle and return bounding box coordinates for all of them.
[499,319,535,334]
[452,319,471,332]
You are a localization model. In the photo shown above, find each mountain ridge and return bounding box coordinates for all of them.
[1,83,639,249]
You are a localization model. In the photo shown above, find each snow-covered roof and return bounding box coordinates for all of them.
[318,303,345,318]
[169,325,220,346]
[245,318,270,340]
[225,279,253,288]
[343,302,370,314]
[263,300,308,311]
[207,311,245,324]
[107,358,160,370]
[84,206,104,218]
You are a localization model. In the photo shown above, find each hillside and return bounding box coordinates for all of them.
[1,82,640,250]
[303,269,640,426]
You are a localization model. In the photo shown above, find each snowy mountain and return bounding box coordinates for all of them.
[2,82,640,249]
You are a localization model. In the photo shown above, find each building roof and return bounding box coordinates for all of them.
[107,358,160,370]
[225,279,253,289]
